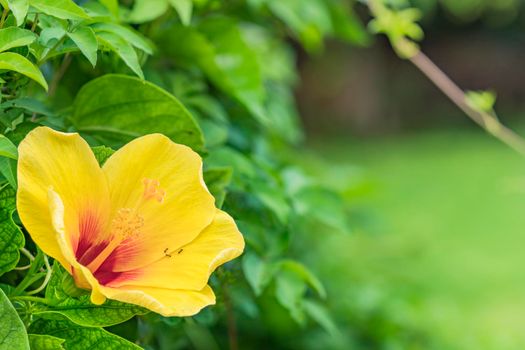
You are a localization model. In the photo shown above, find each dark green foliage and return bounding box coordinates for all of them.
[0,0,376,349]
[0,289,29,350]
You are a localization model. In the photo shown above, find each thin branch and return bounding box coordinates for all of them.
[27,254,52,295]
[0,8,8,29]
[366,0,525,157]
[408,52,525,156]
[20,247,35,262]
[30,13,39,32]
[10,295,50,305]
[48,53,72,97]
[222,282,238,350]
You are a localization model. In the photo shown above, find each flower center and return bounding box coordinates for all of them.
[84,178,164,273]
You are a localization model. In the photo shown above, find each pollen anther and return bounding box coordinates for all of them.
[112,208,144,240]
[143,178,166,203]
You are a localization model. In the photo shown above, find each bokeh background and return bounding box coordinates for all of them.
[292,0,525,348]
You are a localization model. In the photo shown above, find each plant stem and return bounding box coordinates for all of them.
[408,52,525,156]
[48,53,72,97]
[366,0,525,157]
[222,282,238,350]
[27,254,52,295]
[39,36,66,65]
[20,247,35,261]
[30,13,39,32]
[0,8,8,29]
[10,295,50,305]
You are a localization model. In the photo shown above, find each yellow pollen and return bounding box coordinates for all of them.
[143,178,166,203]
[112,208,144,240]
[86,208,144,273]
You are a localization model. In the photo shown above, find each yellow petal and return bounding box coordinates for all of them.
[102,210,244,290]
[97,284,216,317]
[47,188,105,299]
[17,127,110,269]
[101,134,216,271]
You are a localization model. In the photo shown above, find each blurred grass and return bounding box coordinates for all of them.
[306,127,525,349]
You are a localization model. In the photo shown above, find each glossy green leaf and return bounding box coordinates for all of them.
[91,146,114,166]
[0,52,48,90]
[278,260,326,299]
[0,135,17,160]
[0,289,30,350]
[28,334,65,350]
[98,0,118,17]
[168,0,192,25]
[72,74,204,151]
[0,27,36,52]
[275,266,307,324]
[29,319,142,350]
[7,0,29,26]
[0,158,17,189]
[303,300,340,338]
[242,252,278,296]
[92,22,154,54]
[30,0,89,20]
[0,97,54,116]
[0,185,24,274]
[162,20,267,123]
[33,263,147,327]
[203,167,232,207]
[67,26,98,66]
[127,0,168,23]
[96,31,144,79]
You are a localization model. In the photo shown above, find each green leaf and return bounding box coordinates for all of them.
[29,0,89,20]
[278,260,326,299]
[67,26,98,66]
[28,334,65,350]
[0,27,36,52]
[7,0,29,26]
[466,90,497,113]
[92,22,154,55]
[0,185,24,274]
[0,135,17,160]
[0,97,54,116]
[242,252,277,296]
[33,263,147,327]
[203,167,232,208]
[91,146,114,166]
[274,266,307,324]
[29,319,142,350]
[294,186,350,233]
[168,0,192,25]
[161,20,267,124]
[98,0,118,17]
[0,158,17,189]
[0,289,30,350]
[0,52,48,90]
[127,0,168,24]
[72,74,204,151]
[303,300,340,337]
[264,0,331,51]
[96,31,144,79]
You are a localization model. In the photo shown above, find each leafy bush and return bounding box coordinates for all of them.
[0,0,368,349]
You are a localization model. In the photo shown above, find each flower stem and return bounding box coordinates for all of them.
[0,8,8,29]
[27,254,52,295]
[366,0,525,157]
[10,295,50,305]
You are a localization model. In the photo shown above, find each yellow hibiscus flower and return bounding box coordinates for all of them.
[16,127,244,317]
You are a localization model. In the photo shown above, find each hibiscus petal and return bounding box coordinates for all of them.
[96,284,216,317]
[99,210,244,290]
[101,134,216,271]
[17,127,110,269]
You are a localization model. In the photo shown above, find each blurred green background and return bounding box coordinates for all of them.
[293,1,525,348]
